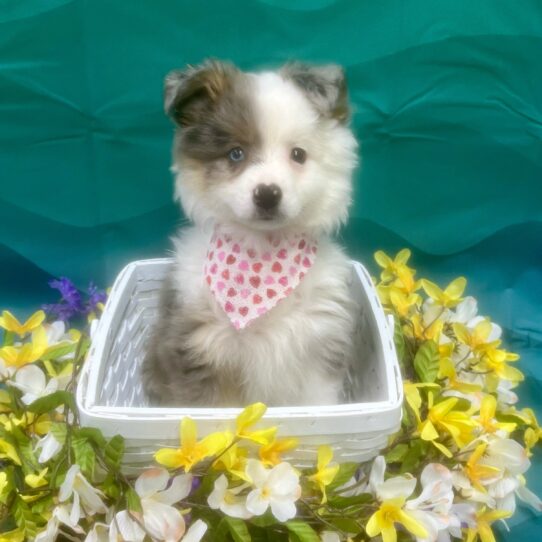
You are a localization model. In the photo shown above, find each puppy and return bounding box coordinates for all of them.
[142,60,358,407]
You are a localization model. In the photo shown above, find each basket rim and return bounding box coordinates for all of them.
[76,257,403,417]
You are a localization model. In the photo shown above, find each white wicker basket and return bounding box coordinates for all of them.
[76,258,403,472]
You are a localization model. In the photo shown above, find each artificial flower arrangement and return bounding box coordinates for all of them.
[0,250,540,542]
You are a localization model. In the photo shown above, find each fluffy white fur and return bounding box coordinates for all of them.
[143,63,359,406]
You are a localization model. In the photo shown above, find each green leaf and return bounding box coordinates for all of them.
[223,517,252,542]
[27,391,76,415]
[413,340,439,383]
[104,434,125,472]
[50,422,67,445]
[385,443,409,463]
[400,439,428,474]
[126,487,143,514]
[394,319,406,365]
[13,496,41,539]
[2,330,15,346]
[76,427,107,448]
[102,473,121,500]
[250,512,277,528]
[285,521,319,542]
[327,462,359,491]
[31,495,55,515]
[327,493,372,509]
[454,397,474,411]
[328,517,362,535]
[17,438,41,474]
[41,342,77,361]
[71,437,95,479]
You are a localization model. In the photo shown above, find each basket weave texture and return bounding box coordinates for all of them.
[76,258,402,471]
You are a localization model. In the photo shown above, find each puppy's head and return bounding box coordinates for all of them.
[165,60,358,235]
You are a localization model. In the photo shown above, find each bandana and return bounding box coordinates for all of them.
[204,226,318,330]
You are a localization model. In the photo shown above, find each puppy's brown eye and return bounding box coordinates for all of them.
[291,147,307,164]
[228,147,245,162]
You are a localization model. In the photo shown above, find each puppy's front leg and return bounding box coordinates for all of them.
[141,275,224,406]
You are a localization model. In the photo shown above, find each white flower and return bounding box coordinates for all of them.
[496,379,518,406]
[438,503,477,541]
[208,474,252,519]
[480,437,532,514]
[59,464,108,517]
[84,521,113,542]
[45,321,68,344]
[134,467,195,542]
[10,365,58,405]
[422,299,451,326]
[405,464,454,542]
[181,519,208,542]
[515,476,542,513]
[35,432,63,463]
[35,504,84,541]
[367,455,417,501]
[245,459,301,522]
[449,297,478,324]
[481,437,530,476]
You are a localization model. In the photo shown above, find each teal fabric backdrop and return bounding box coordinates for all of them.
[1,1,541,537]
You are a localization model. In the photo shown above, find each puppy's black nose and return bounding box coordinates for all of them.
[253,183,282,211]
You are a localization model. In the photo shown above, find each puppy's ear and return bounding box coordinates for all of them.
[164,60,237,125]
[281,63,349,123]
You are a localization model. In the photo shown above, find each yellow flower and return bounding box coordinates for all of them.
[0,438,21,465]
[481,347,523,383]
[419,394,477,456]
[463,443,501,492]
[439,358,482,396]
[0,310,45,336]
[366,497,428,542]
[308,445,339,503]
[466,507,511,542]
[409,313,443,342]
[25,468,49,489]
[422,277,466,308]
[403,381,440,424]
[235,402,277,445]
[0,412,51,436]
[374,249,414,282]
[389,288,421,317]
[154,417,232,472]
[259,437,298,467]
[453,320,499,355]
[393,266,420,295]
[522,408,542,455]
[214,444,249,480]
[0,326,48,368]
[477,395,515,435]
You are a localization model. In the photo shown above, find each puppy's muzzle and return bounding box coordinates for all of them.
[253,183,282,216]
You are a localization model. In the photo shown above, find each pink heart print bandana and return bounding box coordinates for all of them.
[204,227,318,330]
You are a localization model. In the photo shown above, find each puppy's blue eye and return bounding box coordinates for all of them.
[228,147,245,162]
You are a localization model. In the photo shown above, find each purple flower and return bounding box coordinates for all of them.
[49,277,83,310]
[86,282,107,314]
[42,277,83,321]
[41,302,79,322]
[191,476,201,493]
